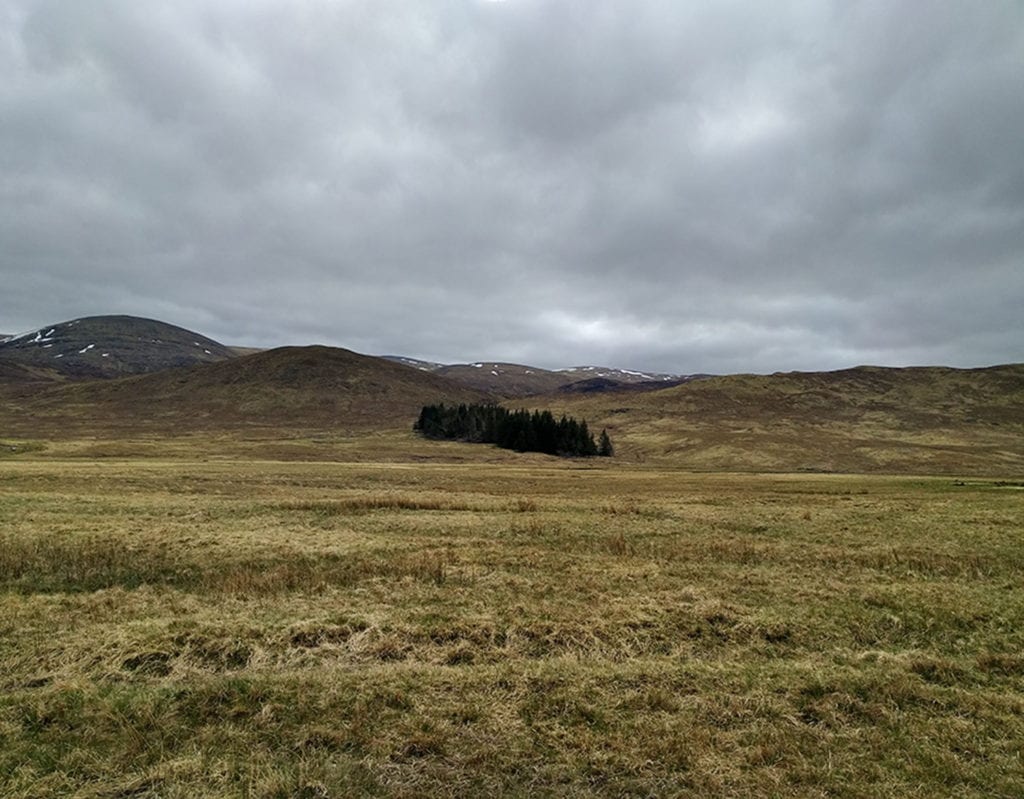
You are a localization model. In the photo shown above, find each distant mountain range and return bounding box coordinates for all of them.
[0,314,703,395]
[2,314,1021,474]
[383,357,706,396]
[383,355,684,382]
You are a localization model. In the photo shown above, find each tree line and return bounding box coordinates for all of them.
[415,403,613,458]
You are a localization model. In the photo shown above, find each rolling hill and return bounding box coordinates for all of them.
[1,345,490,437]
[2,314,1021,475]
[0,315,235,380]
[522,364,1024,475]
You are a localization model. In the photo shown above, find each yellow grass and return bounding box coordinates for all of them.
[1,451,1023,797]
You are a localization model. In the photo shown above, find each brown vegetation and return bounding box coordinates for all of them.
[0,345,489,439]
[528,363,1024,475]
[1,456,1022,796]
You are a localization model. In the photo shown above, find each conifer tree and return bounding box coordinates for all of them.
[414,403,604,458]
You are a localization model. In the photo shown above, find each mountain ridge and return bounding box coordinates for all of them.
[382,356,706,396]
[1,316,698,396]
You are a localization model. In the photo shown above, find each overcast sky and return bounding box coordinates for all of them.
[2,1,1022,374]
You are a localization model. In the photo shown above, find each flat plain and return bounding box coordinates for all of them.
[2,446,1022,797]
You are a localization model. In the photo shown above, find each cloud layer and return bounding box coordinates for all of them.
[3,0,1022,373]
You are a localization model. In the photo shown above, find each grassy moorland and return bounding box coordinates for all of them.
[2,451,1022,797]
[536,364,1024,475]
[4,355,1020,475]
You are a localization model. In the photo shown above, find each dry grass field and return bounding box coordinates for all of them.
[2,448,1023,797]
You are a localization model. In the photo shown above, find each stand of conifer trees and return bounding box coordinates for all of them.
[415,403,612,457]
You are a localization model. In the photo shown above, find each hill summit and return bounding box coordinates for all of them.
[0,315,235,379]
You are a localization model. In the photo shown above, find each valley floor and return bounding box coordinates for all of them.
[1,454,1022,797]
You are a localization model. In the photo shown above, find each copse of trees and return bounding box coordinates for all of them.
[415,403,613,458]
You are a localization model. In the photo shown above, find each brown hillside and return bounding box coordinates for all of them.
[523,364,1024,475]
[0,360,66,385]
[2,346,490,437]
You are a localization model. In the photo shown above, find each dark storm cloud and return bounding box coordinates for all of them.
[2,0,1022,373]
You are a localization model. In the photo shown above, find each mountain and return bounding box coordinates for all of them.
[384,358,698,396]
[0,315,235,380]
[2,345,490,437]
[3,314,1020,475]
[525,364,1024,475]
[556,366,687,384]
[558,374,713,395]
[557,376,627,394]
[382,355,448,371]
[2,327,1021,474]
[433,362,571,396]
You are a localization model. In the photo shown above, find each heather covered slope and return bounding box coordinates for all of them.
[527,364,1024,475]
[0,315,235,380]
[0,345,490,437]
[2,338,1021,475]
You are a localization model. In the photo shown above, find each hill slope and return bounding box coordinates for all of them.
[2,345,490,437]
[525,364,1024,475]
[0,315,235,380]
[434,362,571,396]
[2,315,1020,475]
[385,358,694,396]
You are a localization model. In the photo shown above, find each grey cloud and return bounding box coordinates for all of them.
[2,0,1022,374]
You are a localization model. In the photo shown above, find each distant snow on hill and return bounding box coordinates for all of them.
[381,356,447,371]
[0,315,236,380]
[380,355,705,396]
[556,366,683,384]
[2,315,703,395]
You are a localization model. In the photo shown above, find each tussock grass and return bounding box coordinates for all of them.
[275,495,482,514]
[1,458,1023,796]
[0,535,192,593]
[0,440,45,458]
[820,545,1018,578]
[274,494,543,515]
[0,535,456,595]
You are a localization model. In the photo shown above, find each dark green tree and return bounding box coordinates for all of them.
[414,403,602,457]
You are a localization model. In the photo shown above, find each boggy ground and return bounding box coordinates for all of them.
[1,455,1022,797]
